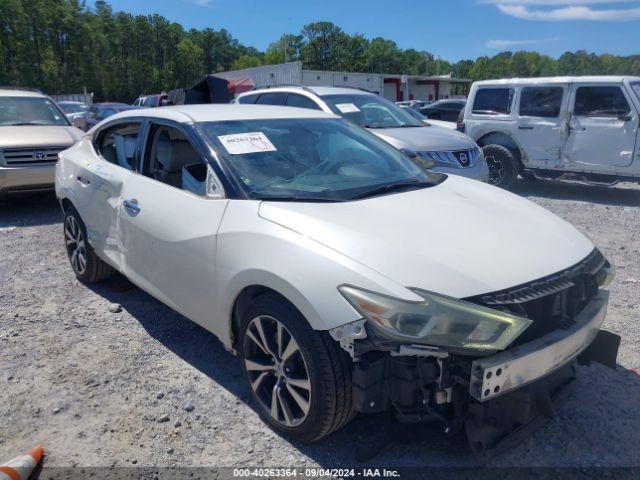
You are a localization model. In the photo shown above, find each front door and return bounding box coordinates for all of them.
[564,84,638,168]
[514,85,566,164]
[118,122,228,328]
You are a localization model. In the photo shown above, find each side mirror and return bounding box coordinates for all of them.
[72,116,88,131]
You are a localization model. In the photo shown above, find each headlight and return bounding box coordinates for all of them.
[339,285,532,351]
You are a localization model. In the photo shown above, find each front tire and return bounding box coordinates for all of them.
[239,293,355,442]
[63,207,115,283]
[482,144,519,189]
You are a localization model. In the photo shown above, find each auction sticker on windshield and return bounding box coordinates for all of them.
[218,132,277,154]
[335,103,360,113]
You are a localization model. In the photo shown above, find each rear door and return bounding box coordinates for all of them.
[71,120,142,269]
[514,85,566,163]
[564,83,638,167]
[118,120,229,328]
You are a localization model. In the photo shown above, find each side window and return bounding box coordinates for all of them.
[255,92,286,106]
[238,94,258,104]
[95,122,141,170]
[472,88,514,115]
[143,124,212,196]
[519,87,563,118]
[285,93,321,110]
[574,86,630,117]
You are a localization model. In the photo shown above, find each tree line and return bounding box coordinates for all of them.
[1,1,639,102]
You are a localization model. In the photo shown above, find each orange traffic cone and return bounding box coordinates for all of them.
[0,446,44,480]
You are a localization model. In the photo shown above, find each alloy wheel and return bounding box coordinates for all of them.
[485,154,505,185]
[64,215,87,275]
[244,315,311,427]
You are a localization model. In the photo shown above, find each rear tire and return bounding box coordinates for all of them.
[63,207,115,283]
[482,144,519,189]
[239,292,355,442]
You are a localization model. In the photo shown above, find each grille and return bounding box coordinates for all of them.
[465,249,608,345]
[1,146,67,166]
[419,148,481,168]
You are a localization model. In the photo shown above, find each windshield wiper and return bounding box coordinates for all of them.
[349,180,432,200]
[2,122,49,126]
[258,195,342,203]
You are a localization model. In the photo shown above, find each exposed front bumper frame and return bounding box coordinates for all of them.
[469,290,609,402]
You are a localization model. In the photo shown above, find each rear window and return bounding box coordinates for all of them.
[574,86,630,117]
[472,88,513,115]
[519,87,563,118]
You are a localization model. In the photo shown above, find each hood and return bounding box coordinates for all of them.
[0,125,83,149]
[258,176,594,299]
[371,124,476,152]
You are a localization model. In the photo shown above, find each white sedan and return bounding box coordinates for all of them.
[56,105,617,451]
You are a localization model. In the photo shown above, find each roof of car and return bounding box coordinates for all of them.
[109,104,339,123]
[239,85,375,98]
[474,76,640,86]
[0,88,47,98]
[58,100,87,105]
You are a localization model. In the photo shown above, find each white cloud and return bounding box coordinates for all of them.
[497,3,640,21]
[485,36,562,48]
[187,0,212,6]
[482,0,636,4]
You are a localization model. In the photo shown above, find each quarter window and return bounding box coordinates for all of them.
[519,87,563,118]
[95,123,141,170]
[631,82,640,101]
[143,125,210,196]
[574,86,630,117]
[472,88,514,115]
[285,93,321,110]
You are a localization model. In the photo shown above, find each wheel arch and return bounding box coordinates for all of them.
[229,284,299,351]
[476,131,525,167]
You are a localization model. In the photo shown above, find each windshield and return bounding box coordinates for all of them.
[0,97,70,126]
[631,82,640,102]
[59,103,88,114]
[201,118,435,202]
[401,106,427,121]
[320,94,424,129]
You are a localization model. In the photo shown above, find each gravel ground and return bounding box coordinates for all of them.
[1,180,639,473]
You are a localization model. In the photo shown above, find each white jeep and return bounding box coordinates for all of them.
[460,76,640,188]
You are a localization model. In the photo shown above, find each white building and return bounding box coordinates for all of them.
[216,61,471,102]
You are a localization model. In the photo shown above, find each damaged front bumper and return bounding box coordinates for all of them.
[332,290,620,455]
[469,290,609,402]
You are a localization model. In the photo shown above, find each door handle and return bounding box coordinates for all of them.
[518,125,534,130]
[123,199,141,217]
[76,175,90,185]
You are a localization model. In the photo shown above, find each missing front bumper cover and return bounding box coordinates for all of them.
[469,290,609,402]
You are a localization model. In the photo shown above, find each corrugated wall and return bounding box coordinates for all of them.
[302,70,383,94]
[217,62,303,88]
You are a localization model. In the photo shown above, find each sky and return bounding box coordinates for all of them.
[100,0,640,62]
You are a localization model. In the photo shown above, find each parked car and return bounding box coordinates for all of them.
[396,100,429,110]
[132,93,168,108]
[460,76,640,188]
[420,99,467,122]
[0,88,83,196]
[236,87,488,182]
[56,104,618,453]
[400,105,457,130]
[85,103,139,130]
[57,101,90,123]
